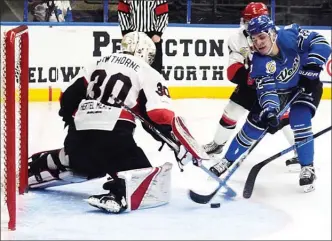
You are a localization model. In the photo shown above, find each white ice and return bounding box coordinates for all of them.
[1,99,331,240]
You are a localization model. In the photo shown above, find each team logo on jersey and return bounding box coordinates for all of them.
[265,60,276,74]
[276,54,300,83]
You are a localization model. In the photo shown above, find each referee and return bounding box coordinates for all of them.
[118,0,169,73]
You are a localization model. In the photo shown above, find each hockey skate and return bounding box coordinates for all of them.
[86,193,128,214]
[299,165,316,193]
[285,156,300,172]
[203,141,225,156]
[86,178,128,213]
[209,158,233,177]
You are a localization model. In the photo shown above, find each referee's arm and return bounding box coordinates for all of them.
[118,0,132,36]
[154,0,169,37]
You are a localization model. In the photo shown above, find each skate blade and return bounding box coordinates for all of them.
[303,184,315,193]
[287,164,301,173]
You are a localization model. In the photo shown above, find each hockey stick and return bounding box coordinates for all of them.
[243,125,332,198]
[109,95,237,197]
[189,129,268,203]
[189,88,304,204]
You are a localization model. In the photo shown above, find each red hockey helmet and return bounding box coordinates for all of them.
[242,2,269,22]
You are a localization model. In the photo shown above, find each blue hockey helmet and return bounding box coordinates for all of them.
[247,15,276,36]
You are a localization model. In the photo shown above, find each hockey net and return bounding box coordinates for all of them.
[1,25,29,231]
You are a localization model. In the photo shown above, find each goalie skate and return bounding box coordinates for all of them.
[85,193,128,214]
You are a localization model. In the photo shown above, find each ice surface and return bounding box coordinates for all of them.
[1,99,331,240]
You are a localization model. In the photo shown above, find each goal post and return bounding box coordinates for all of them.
[1,25,29,231]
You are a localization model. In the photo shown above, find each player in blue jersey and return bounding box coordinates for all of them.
[209,15,331,192]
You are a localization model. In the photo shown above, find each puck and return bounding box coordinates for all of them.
[210,203,220,208]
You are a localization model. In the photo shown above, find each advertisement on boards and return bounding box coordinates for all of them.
[1,24,331,100]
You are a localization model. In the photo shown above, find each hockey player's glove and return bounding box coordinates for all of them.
[259,107,280,127]
[298,64,322,93]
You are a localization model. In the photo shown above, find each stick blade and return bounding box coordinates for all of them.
[242,164,263,199]
[188,189,216,204]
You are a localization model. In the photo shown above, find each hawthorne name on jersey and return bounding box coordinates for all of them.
[97,54,140,72]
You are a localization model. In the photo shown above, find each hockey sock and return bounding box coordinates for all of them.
[213,114,237,145]
[225,118,265,161]
[213,101,245,145]
[290,105,314,166]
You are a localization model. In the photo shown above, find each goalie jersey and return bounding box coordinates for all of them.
[250,24,331,110]
[59,53,174,131]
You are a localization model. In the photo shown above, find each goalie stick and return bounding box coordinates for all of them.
[110,95,237,198]
[243,125,332,198]
[189,89,304,204]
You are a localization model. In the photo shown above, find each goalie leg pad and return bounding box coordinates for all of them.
[117,162,173,212]
[86,162,172,213]
[28,170,89,189]
[28,148,89,189]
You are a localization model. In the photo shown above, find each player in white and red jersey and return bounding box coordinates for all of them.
[28,32,200,213]
[203,2,299,167]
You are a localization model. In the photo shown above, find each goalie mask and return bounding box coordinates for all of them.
[121,32,156,65]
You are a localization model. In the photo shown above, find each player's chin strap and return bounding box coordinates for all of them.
[267,31,278,56]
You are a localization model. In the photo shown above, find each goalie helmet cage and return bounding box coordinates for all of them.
[1,25,29,231]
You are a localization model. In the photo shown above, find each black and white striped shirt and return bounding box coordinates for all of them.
[118,0,168,37]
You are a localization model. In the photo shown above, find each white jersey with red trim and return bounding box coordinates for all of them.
[74,52,173,131]
[227,27,253,68]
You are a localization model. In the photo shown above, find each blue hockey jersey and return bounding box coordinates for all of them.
[250,24,331,110]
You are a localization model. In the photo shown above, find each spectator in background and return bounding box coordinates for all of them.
[29,0,73,22]
[118,0,169,74]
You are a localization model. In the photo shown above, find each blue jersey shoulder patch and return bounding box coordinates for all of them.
[250,53,276,78]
